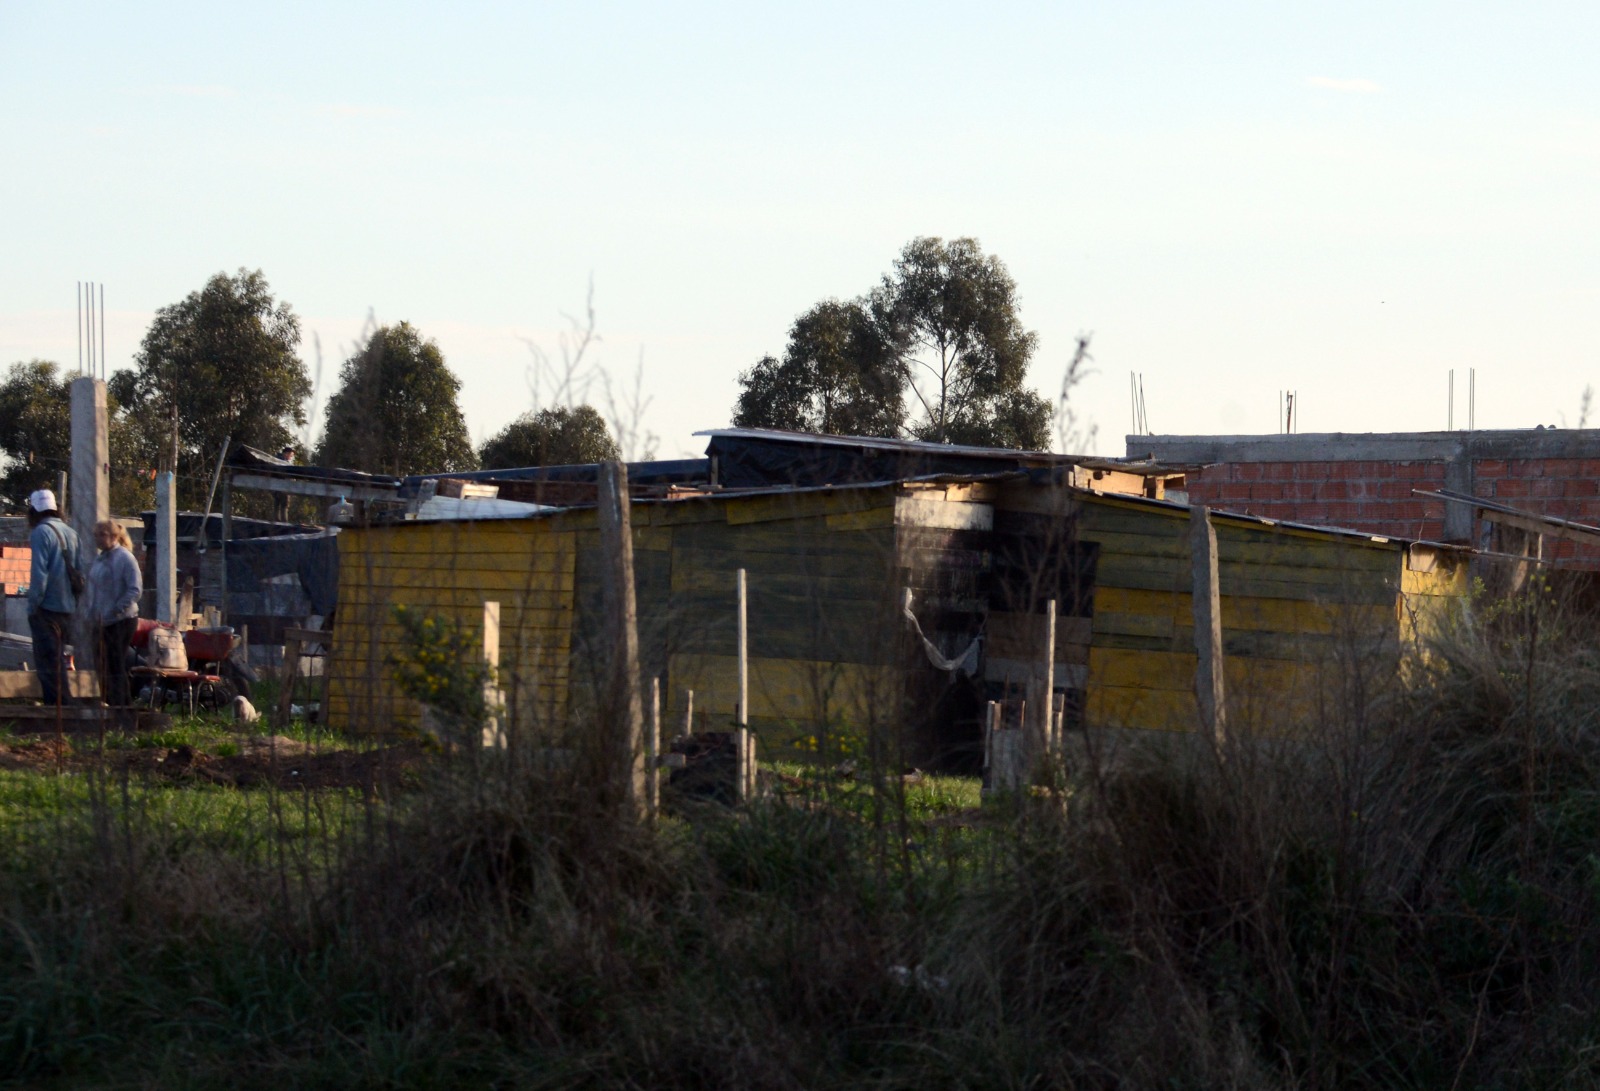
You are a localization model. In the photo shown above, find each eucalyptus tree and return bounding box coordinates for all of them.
[316,322,476,477]
[119,268,311,504]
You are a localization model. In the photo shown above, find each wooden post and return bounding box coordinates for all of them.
[734,567,751,804]
[155,471,177,624]
[987,700,1025,795]
[1038,598,1056,762]
[220,475,232,623]
[682,688,694,736]
[481,600,504,748]
[647,677,661,818]
[240,624,250,667]
[1190,505,1227,745]
[277,632,302,727]
[597,461,646,817]
[736,567,748,727]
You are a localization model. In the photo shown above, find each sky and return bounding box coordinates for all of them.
[3,1,1598,460]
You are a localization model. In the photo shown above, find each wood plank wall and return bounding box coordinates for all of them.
[329,485,919,750]
[1072,493,1409,733]
[640,487,906,758]
[327,517,579,732]
[326,480,1458,755]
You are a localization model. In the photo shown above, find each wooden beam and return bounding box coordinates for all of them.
[282,627,333,645]
[229,472,394,502]
[0,671,100,699]
[0,706,110,724]
[1479,507,1600,550]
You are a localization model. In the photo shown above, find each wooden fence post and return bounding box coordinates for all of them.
[597,461,646,817]
[1037,598,1056,763]
[736,567,748,727]
[983,699,996,773]
[481,601,504,748]
[647,676,661,819]
[277,632,302,727]
[735,567,751,804]
[1190,505,1226,746]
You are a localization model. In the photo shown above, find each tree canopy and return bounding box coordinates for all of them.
[315,322,477,477]
[119,269,311,505]
[875,237,1048,448]
[479,405,620,470]
[732,300,903,438]
[0,360,148,514]
[732,237,1051,450]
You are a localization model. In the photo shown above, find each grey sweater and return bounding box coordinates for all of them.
[86,545,142,624]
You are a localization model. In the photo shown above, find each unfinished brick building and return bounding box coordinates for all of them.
[1128,429,1600,565]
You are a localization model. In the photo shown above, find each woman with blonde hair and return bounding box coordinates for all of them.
[86,519,142,708]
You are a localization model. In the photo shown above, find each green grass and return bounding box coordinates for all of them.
[0,768,372,862]
[768,759,982,820]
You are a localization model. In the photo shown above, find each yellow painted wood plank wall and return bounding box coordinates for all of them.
[1066,492,1416,735]
[328,516,580,732]
[330,484,914,749]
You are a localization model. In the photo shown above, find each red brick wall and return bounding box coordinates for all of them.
[1473,458,1600,563]
[1186,457,1600,561]
[1185,460,1451,540]
[0,544,29,596]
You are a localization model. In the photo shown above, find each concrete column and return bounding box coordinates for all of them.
[69,377,109,666]
[69,377,109,539]
[1444,448,1476,542]
[156,472,177,623]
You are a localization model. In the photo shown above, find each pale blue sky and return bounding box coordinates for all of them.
[4,1,1598,459]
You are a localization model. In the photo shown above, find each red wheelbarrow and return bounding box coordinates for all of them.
[130,621,239,715]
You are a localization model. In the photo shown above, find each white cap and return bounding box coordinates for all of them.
[27,489,57,513]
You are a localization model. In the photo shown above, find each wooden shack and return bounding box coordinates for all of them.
[326,475,1468,766]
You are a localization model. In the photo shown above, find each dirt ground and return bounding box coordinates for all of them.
[0,734,434,790]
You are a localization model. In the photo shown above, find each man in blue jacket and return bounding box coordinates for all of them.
[26,488,83,705]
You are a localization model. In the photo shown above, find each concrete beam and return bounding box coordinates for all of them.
[1125,428,1600,465]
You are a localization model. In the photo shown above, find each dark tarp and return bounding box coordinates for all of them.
[142,512,316,552]
[704,432,1063,489]
[228,444,402,488]
[224,531,340,616]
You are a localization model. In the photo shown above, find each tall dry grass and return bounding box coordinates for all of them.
[8,582,1600,1088]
